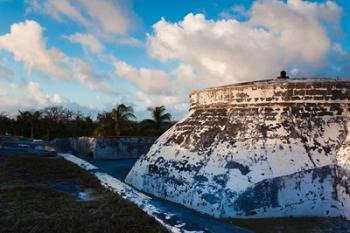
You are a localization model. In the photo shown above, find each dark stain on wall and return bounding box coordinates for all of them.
[225,161,251,175]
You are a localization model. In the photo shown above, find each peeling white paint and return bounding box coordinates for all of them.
[126,79,350,219]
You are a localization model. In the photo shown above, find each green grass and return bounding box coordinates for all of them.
[0,156,166,233]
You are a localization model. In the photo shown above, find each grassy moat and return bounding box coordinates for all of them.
[1,156,350,233]
[227,215,350,233]
[0,156,166,233]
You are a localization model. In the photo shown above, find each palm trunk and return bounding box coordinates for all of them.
[115,125,121,136]
[30,125,34,139]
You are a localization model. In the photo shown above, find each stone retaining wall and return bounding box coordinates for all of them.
[52,137,155,160]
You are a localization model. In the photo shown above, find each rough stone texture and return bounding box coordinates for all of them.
[0,136,56,157]
[94,137,155,160]
[53,137,95,156]
[52,137,155,160]
[126,78,350,219]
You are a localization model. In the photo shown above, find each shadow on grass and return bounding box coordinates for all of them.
[0,156,166,233]
[227,217,350,233]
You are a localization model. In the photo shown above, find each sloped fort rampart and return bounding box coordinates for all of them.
[126,78,350,219]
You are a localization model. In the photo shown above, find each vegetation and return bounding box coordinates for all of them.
[0,156,166,233]
[111,104,136,136]
[0,104,175,140]
[141,106,172,136]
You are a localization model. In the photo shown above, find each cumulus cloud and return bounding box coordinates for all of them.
[0,82,61,111]
[0,87,34,113]
[219,4,249,19]
[148,0,347,85]
[0,81,97,114]
[66,33,103,53]
[25,81,75,108]
[114,60,173,95]
[26,0,135,37]
[113,59,201,117]
[26,82,50,107]
[114,59,200,95]
[73,58,117,95]
[0,20,70,80]
[0,20,115,94]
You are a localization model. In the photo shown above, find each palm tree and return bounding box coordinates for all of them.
[17,110,42,139]
[142,106,172,136]
[94,112,115,137]
[111,104,136,136]
[0,113,14,135]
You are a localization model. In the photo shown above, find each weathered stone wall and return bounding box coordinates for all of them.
[126,78,350,219]
[52,137,155,160]
[0,136,56,157]
[190,79,350,109]
[94,137,155,160]
[52,137,95,156]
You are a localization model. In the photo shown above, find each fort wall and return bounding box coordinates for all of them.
[126,78,350,219]
[190,79,350,112]
[52,137,155,160]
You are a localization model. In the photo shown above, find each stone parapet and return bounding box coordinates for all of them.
[190,79,350,111]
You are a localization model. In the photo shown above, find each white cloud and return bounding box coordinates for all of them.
[114,60,172,95]
[249,0,339,63]
[26,0,134,36]
[0,20,115,94]
[219,4,249,19]
[170,63,202,95]
[0,20,70,80]
[0,87,33,113]
[114,59,201,96]
[115,36,143,47]
[113,59,202,118]
[73,58,117,95]
[66,33,103,53]
[26,82,50,107]
[77,0,130,35]
[43,0,89,26]
[25,81,72,108]
[148,0,346,85]
[51,94,67,104]
[0,81,97,115]
[333,43,348,56]
[134,91,186,115]
[0,82,59,111]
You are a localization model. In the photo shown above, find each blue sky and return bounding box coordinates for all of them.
[0,0,349,120]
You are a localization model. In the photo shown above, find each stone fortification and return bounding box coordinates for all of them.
[126,78,350,219]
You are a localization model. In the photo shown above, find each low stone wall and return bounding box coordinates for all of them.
[52,137,155,160]
[95,137,155,160]
[51,137,95,156]
[0,136,56,157]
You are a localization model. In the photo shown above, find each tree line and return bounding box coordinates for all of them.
[0,105,174,140]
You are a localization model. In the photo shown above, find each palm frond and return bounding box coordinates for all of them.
[122,112,136,120]
[160,113,171,122]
